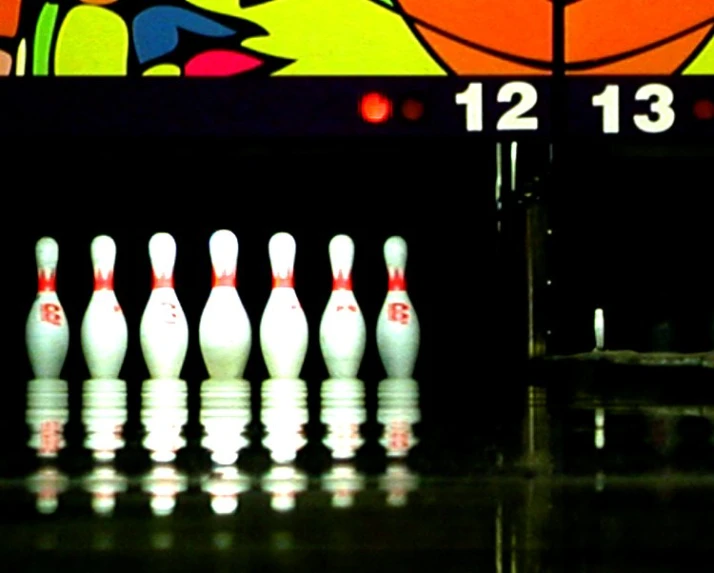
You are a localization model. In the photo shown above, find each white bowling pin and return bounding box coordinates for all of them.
[376,236,420,379]
[26,237,69,380]
[81,235,128,380]
[140,233,189,380]
[319,235,366,379]
[199,230,252,380]
[259,232,308,379]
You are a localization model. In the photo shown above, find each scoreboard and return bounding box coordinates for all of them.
[0,0,712,137]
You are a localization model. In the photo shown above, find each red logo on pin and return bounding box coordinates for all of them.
[387,302,410,324]
[40,303,63,326]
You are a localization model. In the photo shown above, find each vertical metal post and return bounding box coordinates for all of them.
[525,193,549,360]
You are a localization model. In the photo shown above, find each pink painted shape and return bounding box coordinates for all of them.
[185,50,262,76]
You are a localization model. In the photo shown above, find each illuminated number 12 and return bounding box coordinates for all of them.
[455,82,539,132]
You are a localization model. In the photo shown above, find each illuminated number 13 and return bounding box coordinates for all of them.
[592,84,675,134]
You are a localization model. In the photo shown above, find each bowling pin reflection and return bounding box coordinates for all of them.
[322,463,364,508]
[321,378,365,460]
[83,379,127,462]
[141,379,188,463]
[26,379,68,459]
[141,464,188,516]
[201,466,252,515]
[377,378,420,458]
[378,462,418,507]
[261,464,308,512]
[200,379,251,466]
[27,465,68,515]
[261,379,308,464]
[82,466,128,516]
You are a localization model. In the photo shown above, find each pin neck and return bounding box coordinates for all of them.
[213,268,237,288]
[152,274,173,289]
[387,268,406,291]
[94,270,114,291]
[37,269,56,292]
[272,272,294,288]
[332,271,352,291]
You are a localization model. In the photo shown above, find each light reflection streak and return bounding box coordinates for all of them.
[261,379,308,464]
[82,379,127,462]
[26,379,68,459]
[200,379,251,466]
[321,378,365,460]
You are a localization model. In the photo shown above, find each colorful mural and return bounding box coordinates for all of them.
[0,0,712,77]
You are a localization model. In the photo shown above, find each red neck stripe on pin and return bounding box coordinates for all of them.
[153,273,173,289]
[272,272,293,288]
[332,270,352,290]
[213,268,237,288]
[388,269,406,291]
[94,270,114,291]
[37,270,56,292]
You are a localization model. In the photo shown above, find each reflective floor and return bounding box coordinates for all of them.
[1,372,713,572]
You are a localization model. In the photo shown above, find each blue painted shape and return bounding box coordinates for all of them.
[133,6,236,64]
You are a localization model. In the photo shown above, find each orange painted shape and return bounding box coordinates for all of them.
[398,0,552,61]
[0,50,11,75]
[565,0,714,63]
[0,0,22,38]
[414,25,550,75]
[567,27,712,75]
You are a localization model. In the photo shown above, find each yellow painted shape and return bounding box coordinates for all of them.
[185,0,444,75]
[55,5,129,75]
[16,38,26,76]
[683,33,714,75]
[143,63,182,76]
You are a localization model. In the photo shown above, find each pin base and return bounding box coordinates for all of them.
[82,378,126,389]
[378,377,419,388]
[321,377,364,386]
[261,378,306,387]
[141,378,187,388]
[201,378,251,389]
[27,378,68,391]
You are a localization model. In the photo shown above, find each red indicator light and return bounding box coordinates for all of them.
[360,92,392,123]
[401,99,424,121]
[693,99,714,120]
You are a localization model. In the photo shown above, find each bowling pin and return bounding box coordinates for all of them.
[259,232,308,380]
[319,234,366,380]
[81,235,128,380]
[26,237,69,380]
[199,230,252,381]
[140,233,188,380]
[376,236,420,380]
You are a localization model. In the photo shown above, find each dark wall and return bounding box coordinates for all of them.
[548,144,714,354]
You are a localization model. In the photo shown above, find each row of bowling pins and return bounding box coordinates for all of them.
[26,231,420,383]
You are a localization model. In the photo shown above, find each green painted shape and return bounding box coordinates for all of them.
[54,5,129,76]
[375,0,395,7]
[32,3,59,76]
